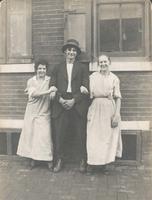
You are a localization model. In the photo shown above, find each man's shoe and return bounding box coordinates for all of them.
[79,160,86,173]
[53,159,63,173]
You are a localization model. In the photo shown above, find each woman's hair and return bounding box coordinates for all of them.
[98,54,111,64]
[34,59,49,72]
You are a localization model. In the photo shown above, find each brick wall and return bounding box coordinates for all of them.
[142,130,152,167]
[0,73,32,119]
[0,1,151,124]
[0,0,152,165]
[116,72,152,122]
[32,0,64,74]
[117,71,152,167]
[0,0,65,119]
[0,71,152,122]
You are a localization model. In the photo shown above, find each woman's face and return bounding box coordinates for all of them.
[36,64,47,78]
[98,55,110,73]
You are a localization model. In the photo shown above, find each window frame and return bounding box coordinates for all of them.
[97,2,144,57]
[64,0,92,59]
[92,0,151,64]
[0,0,32,65]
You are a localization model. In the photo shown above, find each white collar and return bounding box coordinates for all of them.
[33,75,50,81]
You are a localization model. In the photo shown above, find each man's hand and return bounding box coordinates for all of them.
[59,97,75,110]
[64,99,75,110]
[59,97,68,109]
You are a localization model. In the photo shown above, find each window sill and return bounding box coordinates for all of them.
[0,119,150,131]
[0,63,34,73]
[1,62,152,73]
[89,61,152,72]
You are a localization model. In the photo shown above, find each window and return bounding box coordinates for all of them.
[0,0,32,64]
[97,2,144,56]
[65,13,86,52]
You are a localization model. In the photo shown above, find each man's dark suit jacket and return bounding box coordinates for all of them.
[50,60,90,119]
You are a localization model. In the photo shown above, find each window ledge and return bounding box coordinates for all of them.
[0,119,150,131]
[89,61,152,72]
[1,62,152,73]
[0,64,34,73]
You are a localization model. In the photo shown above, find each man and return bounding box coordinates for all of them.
[50,39,89,173]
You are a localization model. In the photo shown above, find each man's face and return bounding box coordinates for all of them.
[65,47,77,60]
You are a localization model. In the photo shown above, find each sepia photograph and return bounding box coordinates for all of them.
[0,0,152,199]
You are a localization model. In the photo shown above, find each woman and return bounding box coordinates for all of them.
[17,59,57,171]
[86,55,122,174]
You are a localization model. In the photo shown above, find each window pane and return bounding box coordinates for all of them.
[99,20,120,52]
[8,0,28,58]
[99,4,120,20]
[67,14,86,51]
[0,1,6,63]
[0,0,32,64]
[122,19,142,51]
[98,5,120,52]
[98,3,143,54]
[9,15,27,57]
[121,4,143,19]
[121,4,143,52]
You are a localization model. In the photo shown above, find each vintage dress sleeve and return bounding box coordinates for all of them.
[26,78,36,99]
[89,73,95,99]
[113,77,121,99]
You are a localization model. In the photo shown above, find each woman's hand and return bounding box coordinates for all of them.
[50,91,56,100]
[111,113,120,128]
[49,86,58,99]
[48,86,58,93]
[24,88,28,94]
[80,86,89,94]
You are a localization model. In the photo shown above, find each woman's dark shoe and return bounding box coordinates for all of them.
[101,165,109,175]
[102,169,109,175]
[29,159,36,170]
[79,160,86,173]
[53,159,63,173]
[47,161,53,172]
[86,165,94,175]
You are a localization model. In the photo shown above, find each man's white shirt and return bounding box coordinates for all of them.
[66,63,73,92]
